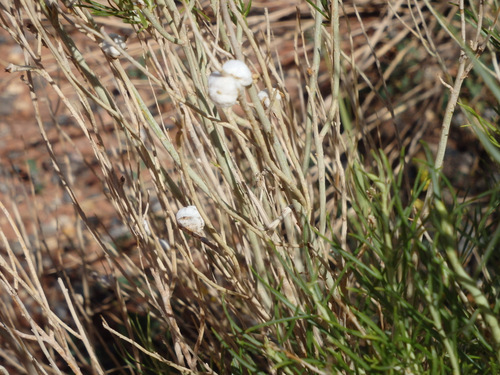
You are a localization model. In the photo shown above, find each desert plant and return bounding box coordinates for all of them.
[0,0,499,374]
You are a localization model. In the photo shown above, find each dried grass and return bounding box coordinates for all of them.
[0,0,499,373]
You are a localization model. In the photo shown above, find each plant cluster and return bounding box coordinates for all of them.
[0,0,499,374]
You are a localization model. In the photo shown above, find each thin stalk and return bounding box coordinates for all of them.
[222,0,309,212]
[329,0,347,250]
[301,0,324,179]
[435,200,500,363]
[421,0,483,216]
[140,6,184,45]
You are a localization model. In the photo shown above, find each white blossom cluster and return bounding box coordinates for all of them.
[208,59,253,107]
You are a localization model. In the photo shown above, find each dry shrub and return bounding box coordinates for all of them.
[0,0,499,374]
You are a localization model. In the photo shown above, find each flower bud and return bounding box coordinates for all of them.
[258,88,281,108]
[176,206,205,235]
[208,72,240,107]
[222,60,253,87]
[101,34,127,59]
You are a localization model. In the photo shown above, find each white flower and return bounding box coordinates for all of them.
[176,206,205,235]
[101,34,127,59]
[221,59,253,87]
[208,72,240,107]
[258,88,281,108]
[207,60,253,107]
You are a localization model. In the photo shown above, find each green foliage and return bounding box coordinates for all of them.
[77,0,153,27]
[212,147,500,372]
[305,0,331,23]
[236,0,252,18]
[124,313,178,375]
[461,103,500,148]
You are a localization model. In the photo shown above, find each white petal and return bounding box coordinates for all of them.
[176,206,205,234]
[208,72,240,107]
[258,88,281,108]
[222,60,253,87]
[102,45,121,58]
[101,34,127,59]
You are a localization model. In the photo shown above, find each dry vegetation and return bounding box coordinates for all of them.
[0,0,499,374]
